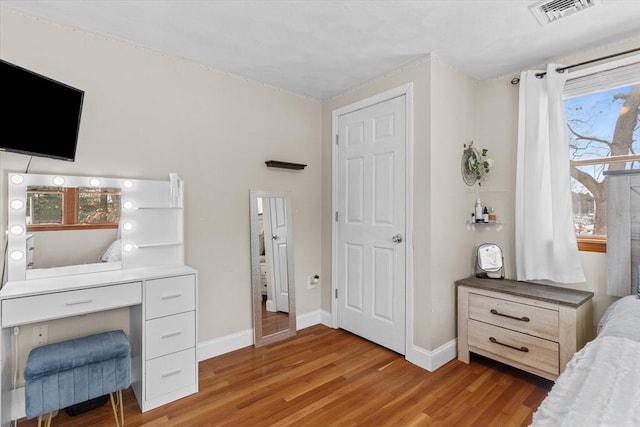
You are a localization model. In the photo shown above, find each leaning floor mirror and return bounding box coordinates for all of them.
[249,190,296,347]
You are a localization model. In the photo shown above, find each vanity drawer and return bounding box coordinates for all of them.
[145,311,195,360]
[2,282,142,327]
[146,347,196,401]
[469,293,559,341]
[468,319,559,377]
[145,274,195,320]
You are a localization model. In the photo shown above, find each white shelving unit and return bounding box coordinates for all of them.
[121,178,185,269]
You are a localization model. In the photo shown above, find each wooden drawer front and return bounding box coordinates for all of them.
[145,311,195,360]
[146,348,196,401]
[2,282,142,327]
[145,274,195,320]
[469,293,559,341]
[468,320,559,376]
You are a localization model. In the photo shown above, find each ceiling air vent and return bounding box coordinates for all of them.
[529,0,597,25]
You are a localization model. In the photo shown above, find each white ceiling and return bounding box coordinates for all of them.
[2,0,639,99]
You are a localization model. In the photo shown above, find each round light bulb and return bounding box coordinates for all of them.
[10,251,24,261]
[123,180,133,189]
[10,175,24,185]
[89,178,101,187]
[123,222,133,231]
[122,243,134,252]
[10,200,24,210]
[10,225,24,235]
[52,176,65,186]
[123,201,134,210]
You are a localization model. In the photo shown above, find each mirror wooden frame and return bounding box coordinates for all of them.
[249,189,296,347]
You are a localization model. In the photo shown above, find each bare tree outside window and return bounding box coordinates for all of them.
[564,84,640,239]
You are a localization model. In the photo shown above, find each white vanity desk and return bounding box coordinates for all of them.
[1,172,197,425]
[0,265,198,424]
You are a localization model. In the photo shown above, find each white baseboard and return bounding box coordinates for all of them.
[405,338,457,372]
[197,328,253,362]
[296,309,332,330]
[197,310,331,362]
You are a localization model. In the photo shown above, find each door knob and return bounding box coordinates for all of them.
[392,234,403,243]
[272,234,278,240]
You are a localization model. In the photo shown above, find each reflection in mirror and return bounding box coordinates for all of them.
[26,185,121,270]
[250,190,296,347]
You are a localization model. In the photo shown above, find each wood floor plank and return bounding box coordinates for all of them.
[17,325,552,426]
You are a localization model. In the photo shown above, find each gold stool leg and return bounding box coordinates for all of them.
[110,390,125,427]
[37,412,53,427]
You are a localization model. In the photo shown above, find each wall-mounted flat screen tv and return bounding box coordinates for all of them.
[0,59,84,162]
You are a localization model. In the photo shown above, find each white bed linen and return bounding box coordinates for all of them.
[531,296,640,427]
[531,336,640,427]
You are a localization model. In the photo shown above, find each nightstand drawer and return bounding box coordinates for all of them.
[468,319,559,377]
[469,293,559,341]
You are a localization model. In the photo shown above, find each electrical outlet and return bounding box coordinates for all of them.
[33,325,48,346]
[307,274,320,289]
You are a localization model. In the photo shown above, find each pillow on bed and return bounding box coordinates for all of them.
[597,295,640,342]
[100,240,122,263]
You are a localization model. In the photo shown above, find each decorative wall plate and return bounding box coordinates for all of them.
[461,145,480,186]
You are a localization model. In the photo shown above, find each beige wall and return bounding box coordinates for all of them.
[0,5,322,365]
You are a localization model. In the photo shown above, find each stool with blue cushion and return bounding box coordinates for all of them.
[24,330,131,427]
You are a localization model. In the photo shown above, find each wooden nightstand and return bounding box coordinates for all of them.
[456,277,593,381]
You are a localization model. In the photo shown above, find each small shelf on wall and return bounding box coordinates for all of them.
[265,160,307,170]
[135,242,183,249]
[467,221,504,225]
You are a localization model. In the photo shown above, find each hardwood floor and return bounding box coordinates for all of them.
[261,298,290,336]
[17,325,552,426]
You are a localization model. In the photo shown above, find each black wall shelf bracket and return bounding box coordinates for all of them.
[265,160,307,170]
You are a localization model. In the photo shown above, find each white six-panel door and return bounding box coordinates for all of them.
[269,197,289,313]
[336,95,406,354]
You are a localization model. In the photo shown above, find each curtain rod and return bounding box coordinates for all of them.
[510,47,640,85]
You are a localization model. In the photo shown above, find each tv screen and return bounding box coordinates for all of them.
[0,59,84,162]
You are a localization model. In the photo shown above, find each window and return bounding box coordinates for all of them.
[563,61,640,252]
[26,187,121,231]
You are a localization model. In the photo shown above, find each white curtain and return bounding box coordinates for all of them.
[515,64,585,284]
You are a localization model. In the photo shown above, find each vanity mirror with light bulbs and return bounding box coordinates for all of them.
[249,190,296,347]
[6,172,185,282]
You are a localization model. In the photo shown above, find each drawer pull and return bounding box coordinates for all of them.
[161,293,183,300]
[65,298,93,306]
[490,309,530,322]
[489,336,529,353]
[161,331,182,339]
[161,369,183,378]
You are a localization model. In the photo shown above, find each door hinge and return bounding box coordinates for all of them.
[335,288,338,299]
[335,134,339,145]
[335,211,339,222]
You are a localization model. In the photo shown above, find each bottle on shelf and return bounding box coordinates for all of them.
[489,207,497,223]
[482,206,489,223]
[475,198,483,223]
[471,213,475,223]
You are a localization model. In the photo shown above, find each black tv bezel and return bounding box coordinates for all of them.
[0,59,85,162]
